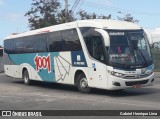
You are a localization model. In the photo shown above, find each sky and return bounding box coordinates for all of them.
[0,0,160,45]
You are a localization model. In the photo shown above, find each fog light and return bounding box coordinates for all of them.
[113,82,121,86]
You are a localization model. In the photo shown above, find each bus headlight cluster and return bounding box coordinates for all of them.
[108,71,124,78]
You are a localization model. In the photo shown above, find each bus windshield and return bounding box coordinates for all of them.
[106,30,152,69]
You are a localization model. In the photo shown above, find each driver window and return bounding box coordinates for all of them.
[81,28,106,63]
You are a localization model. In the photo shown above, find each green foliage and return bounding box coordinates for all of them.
[117,14,139,23]
[25,0,138,30]
[25,0,61,30]
[57,9,76,24]
[77,10,111,20]
[25,0,112,30]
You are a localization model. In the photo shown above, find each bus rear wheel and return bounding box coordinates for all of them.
[77,73,91,93]
[23,70,31,85]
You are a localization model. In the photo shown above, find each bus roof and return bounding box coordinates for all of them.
[5,19,141,40]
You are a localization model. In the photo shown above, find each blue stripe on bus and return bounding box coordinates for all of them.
[8,51,87,82]
[9,52,59,82]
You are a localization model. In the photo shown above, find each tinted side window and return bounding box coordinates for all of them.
[23,36,35,53]
[15,37,34,54]
[85,36,106,63]
[80,27,106,63]
[34,34,47,52]
[4,39,15,54]
[15,37,25,53]
[48,31,62,52]
[62,29,82,51]
[5,34,47,54]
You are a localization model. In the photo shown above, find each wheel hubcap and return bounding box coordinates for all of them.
[80,78,88,89]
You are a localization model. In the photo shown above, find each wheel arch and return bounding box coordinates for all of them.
[22,66,31,79]
[74,69,87,86]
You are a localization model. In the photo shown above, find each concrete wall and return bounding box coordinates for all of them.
[0,57,4,72]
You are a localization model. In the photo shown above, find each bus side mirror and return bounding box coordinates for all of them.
[95,29,110,46]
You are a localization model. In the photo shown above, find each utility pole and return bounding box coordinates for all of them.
[65,0,68,23]
[71,0,81,13]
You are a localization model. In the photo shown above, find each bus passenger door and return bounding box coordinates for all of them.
[83,28,109,89]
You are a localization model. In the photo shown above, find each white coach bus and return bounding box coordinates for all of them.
[3,19,155,93]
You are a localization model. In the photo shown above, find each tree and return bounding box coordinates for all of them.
[25,0,61,30]
[78,10,111,20]
[57,9,75,24]
[117,14,139,23]
[25,0,112,30]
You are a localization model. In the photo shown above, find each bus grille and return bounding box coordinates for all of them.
[123,73,153,79]
[125,80,149,86]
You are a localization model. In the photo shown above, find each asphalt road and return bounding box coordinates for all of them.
[0,73,160,119]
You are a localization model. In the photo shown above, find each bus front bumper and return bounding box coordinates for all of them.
[107,72,155,90]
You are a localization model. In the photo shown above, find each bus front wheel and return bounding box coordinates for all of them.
[23,70,31,85]
[77,73,91,93]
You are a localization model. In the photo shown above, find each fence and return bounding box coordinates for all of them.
[152,50,160,72]
[151,42,160,71]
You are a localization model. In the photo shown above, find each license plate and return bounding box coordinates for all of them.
[133,84,142,88]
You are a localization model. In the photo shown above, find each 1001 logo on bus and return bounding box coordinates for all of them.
[34,54,51,73]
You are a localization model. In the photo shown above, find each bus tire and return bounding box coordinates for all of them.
[23,70,31,85]
[77,73,91,93]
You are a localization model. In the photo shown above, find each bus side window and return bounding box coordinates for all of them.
[81,28,106,63]
[24,36,34,53]
[61,29,82,51]
[48,29,82,52]
[15,38,25,53]
[4,39,15,54]
[48,31,62,52]
[84,36,105,63]
[93,37,105,62]
[34,34,47,52]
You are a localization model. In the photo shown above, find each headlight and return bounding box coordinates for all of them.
[108,71,124,78]
[113,72,124,77]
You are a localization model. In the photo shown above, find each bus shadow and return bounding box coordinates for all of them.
[13,80,160,97]
[13,80,78,92]
[91,87,160,97]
